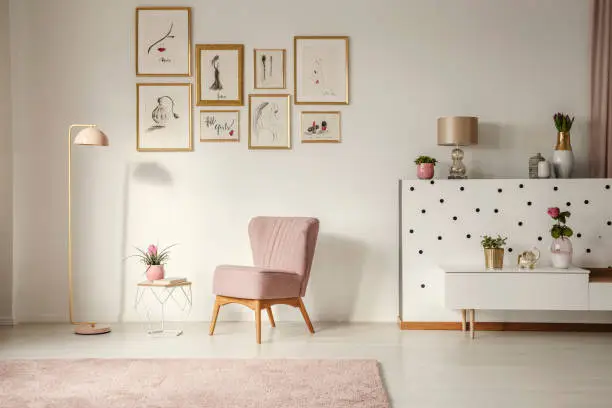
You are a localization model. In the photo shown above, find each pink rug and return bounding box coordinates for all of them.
[0,359,389,407]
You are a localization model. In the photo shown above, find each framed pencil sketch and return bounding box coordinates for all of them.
[137,83,193,151]
[248,94,291,150]
[200,110,240,142]
[136,7,191,76]
[294,36,349,105]
[301,111,341,143]
[254,49,286,89]
[196,44,244,106]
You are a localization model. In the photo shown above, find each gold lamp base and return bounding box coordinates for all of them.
[74,324,112,335]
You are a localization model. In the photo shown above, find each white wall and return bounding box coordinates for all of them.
[9,0,590,323]
[0,0,12,324]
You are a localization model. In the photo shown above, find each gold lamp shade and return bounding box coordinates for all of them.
[437,116,478,146]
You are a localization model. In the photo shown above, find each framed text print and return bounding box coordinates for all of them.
[248,94,291,150]
[254,49,286,89]
[137,83,193,151]
[136,7,191,76]
[200,110,240,142]
[196,44,244,106]
[301,111,341,143]
[294,36,349,105]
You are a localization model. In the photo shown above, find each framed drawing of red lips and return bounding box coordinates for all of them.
[136,7,192,77]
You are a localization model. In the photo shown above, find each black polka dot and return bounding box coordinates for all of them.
[494,209,499,213]
[577,233,582,238]
[418,250,423,255]
[498,188,503,193]
[430,180,435,185]
[566,202,571,207]
[554,186,558,191]
[420,284,426,288]
[518,221,523,226]
[475,208,480,213]
[452,216,458,221]
[508,248,513,253]
[460,186,465,191]
[527,202,532,206]
[586,249,591,254]
[466,234,471,239]
[519,184,524,188]
[607,221,611,226]
[410,187,415,191]
[437,236,442,240]
[440,198,445,203]
[584,200,590,205]
[409,229,414,234]
[606,185,610,190]
[421,209,426,214]
[537,236,542,241]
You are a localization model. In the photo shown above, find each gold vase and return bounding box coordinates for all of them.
[484,248,504,269]
[555,131,572,151]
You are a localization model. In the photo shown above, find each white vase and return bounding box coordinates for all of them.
[550,237,573,269]
[552,131,574,178]
[537,160,551,178]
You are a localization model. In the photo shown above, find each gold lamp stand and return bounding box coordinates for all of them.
[68,124,112,335]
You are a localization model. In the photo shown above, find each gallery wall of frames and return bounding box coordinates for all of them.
[135,7,348,152]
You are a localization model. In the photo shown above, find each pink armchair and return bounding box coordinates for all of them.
[209,217,320,344]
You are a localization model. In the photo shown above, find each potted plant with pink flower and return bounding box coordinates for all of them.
[131,243,176,281]
[547,207,573,268]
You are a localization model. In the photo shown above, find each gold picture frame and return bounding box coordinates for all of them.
[135,7,192,77]
[199,110,240,142]
[248,94,291,150]
[196,44,244,106]
[136,83,193,152]
[301,111,341,143]
[294,36,349,105]
[254,49,286,89]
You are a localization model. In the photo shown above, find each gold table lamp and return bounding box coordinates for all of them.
[437,116,478,179]
[68,124,111,335]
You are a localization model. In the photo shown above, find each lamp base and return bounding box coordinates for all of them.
[448,174,468,180]
[74,324,112,335]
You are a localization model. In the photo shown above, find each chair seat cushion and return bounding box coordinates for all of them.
[213,265,302,300]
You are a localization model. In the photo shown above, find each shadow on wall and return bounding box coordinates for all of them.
[307,234,367,322]
[118,162,173,322]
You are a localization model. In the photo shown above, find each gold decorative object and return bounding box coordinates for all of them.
[484,248,504,270]
[518,247,541,269]
[555,131,572,151]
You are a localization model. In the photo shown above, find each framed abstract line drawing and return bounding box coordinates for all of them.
[254,49,286,89]
[301,111,341,143]
[196,44,244,106]
[137,83,193,151]
[294,36,349,105]
[200,110,240,142]
[248,94,291,150]
[136,7,191,76]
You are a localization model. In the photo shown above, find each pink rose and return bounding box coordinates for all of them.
[147,244,158,255]
[547,207,560,218]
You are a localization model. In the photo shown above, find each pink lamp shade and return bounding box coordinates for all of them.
[73,127,109,146]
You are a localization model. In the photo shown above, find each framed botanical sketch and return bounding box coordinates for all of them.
[137,83,192,151]
[136,7,191,76]
[248,94,291,150]
[254,49,286,89]
[196,44,244,106]
[294,36,349,105]
[200,110,240,142]
[301,111,341,143]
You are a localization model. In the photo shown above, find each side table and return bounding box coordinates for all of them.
[135,281,193,336]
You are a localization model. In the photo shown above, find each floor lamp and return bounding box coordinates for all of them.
[68,124,112,335]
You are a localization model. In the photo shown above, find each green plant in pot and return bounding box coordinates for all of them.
[414,156,437,180]
[481,235,507,270]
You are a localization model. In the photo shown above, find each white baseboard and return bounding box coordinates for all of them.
[0,317,14,326]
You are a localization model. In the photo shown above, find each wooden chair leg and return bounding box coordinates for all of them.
[255,300,262,344]
[266,306,276,328]
[209,297,221,336]
[297,298,315,334]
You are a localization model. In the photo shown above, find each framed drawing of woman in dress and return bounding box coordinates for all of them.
[196,44,244,106]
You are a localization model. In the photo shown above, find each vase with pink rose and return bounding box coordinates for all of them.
[131,243,176,281]
[547,207,573,269]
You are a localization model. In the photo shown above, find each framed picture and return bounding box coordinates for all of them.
[254,49,286,89]
[136,7,191,76]
[294,36,349,105]
[200,110,240,142]
[248,94,291,150]
[196,44,244,106]
[137,83,192,151]
[301,111,341,143]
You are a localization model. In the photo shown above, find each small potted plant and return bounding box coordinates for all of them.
[414,156,437,180]
[547,207,573,269]
[131,243,176,281]
[480,235,507,270]
[552,113,575,178]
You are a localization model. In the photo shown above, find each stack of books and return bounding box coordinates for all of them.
[148,277,187,286]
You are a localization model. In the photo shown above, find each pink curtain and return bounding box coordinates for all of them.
[590,0,612,177]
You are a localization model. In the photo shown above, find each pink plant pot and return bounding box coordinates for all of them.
[417,163,435,180]
[146,265,165,281]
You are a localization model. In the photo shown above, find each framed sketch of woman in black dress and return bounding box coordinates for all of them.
[196,44,244,106]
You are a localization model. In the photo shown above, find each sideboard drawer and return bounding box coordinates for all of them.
[589,283,612,310]
[445,273,589,310]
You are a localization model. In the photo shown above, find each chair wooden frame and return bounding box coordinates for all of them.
[209,295,315,344]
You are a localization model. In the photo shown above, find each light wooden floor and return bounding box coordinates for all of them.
[1,322,612,407]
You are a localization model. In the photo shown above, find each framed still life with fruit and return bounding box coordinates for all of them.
[294,36,349,105]
[200,110,240,142]
[137,83,193,151]
[136,7,191,76]
[301,111,341,143]
[196,44,244,106]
